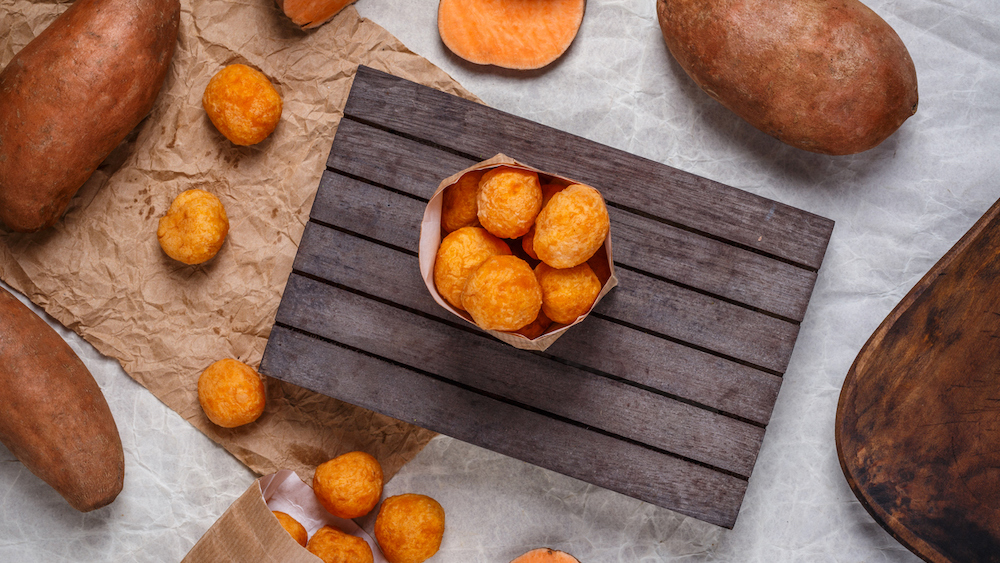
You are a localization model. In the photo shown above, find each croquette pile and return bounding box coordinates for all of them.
[433,165,610,337]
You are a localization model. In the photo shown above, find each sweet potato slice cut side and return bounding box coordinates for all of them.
[438,0,585,70]
[277,0,356,29]
[510,548,581,563]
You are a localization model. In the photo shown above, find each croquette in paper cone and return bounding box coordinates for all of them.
[418,154,617,351]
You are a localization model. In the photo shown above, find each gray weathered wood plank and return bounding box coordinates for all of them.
[597,268,798,374]
[261,67,834,527]
[341,65,833,269]
[276,272,765,477]
[293,220,782,424]
[322,126,817,322]
[263,325,749,528]
[296,212,793,374]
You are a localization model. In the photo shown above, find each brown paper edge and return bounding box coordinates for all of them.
[181,476,318,563]
[182,470,395,563]
[418,154,618,352]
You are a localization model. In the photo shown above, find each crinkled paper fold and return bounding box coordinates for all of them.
[0,0,482,482]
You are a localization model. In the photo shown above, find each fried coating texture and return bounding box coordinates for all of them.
[202,64,282,146]
[272,511,308,547]
[440,170,483,233]
[197,358,266,428]
[535,262,601,324]
[307,525,374,563]
[513,309,552,339]
[520,225,538,260]
[461,255,542,331]
[157,189,229,265]
[477,166,542,239]
[433,227,511,310]
[540,182,566,208]
[313,451,384,519]
[374,494,446,563]
[533,184,609,269]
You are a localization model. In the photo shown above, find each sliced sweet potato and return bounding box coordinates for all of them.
[277,0,357,29]
[438,0,585,70]
[511,548,581,563]
[0,287,124,512]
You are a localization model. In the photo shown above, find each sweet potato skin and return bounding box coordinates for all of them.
[0,0,180,232]
[657,0,918,155]
[0,287,125,512]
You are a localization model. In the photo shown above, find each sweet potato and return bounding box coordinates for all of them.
[0,287,124,512]
[0,0,180,232]
[277,0,357,29]
[438,0,585,70]
[510,548,581,563]
[657,0,918,155]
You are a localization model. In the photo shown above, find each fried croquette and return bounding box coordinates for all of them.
[157,189,229,265]
[307,525,374,563]
[374,494,445,563]
[533,184,609,269]
[197,358,266,428]
[272,511,308,547]
[477,166,542,239]
[540,182,566,208]
[535,262,602,324]
[313,451,384,519]
[440,170,483,233]
[202,64,282,146]
[461,255,542,331]
[513,309,553,339]
[520,225,538,260]
[433,227,512,311]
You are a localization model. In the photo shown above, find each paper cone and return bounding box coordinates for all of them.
[419,154,617,351]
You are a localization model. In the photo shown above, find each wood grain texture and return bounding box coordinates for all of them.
[294,220,782,425]
[265,325,750,526]
[837,198,1000,562]
[277,273,765,476]
[310,168,800,372]
[326,118,818,322]
[261,66,834,528]
[342,65,832,269]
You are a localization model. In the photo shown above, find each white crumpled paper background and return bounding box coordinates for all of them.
[2,0,998,561]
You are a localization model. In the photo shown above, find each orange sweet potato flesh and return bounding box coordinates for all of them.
[510,548,581,563]
[0,287,124,512]
[0,0,180,233]
[657,0,918,155]
[277,0,357,29]
[438,0,585,70]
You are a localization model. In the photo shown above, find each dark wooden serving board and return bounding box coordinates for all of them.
[260,65,834,528]
[836,199,1000,562]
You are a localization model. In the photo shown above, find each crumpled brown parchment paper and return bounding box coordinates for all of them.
[0,0,480,482]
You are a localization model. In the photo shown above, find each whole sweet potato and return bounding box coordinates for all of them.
[0,0,180,232]
[657,0,918,155]
[0,287,124,512]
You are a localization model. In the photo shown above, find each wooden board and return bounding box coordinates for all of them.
[260,65,834,528]
[836,198,1000,562]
